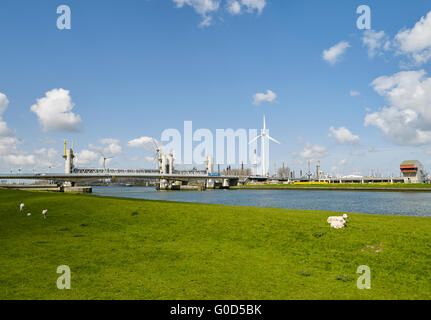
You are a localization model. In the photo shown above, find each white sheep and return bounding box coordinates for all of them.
[42,209,48,219]
[327,214,348,229]
[20,203,25,212]
[330,220,346,229]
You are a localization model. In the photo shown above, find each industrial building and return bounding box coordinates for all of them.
[400,160,427,183]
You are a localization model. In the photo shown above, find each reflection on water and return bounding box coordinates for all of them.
[92,186,431,217]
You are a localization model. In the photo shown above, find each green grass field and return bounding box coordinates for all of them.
[0,188,430,300]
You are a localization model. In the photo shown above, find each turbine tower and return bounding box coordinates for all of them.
[249,115,280,177]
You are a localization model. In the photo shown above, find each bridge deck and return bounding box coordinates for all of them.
[0,173,241,182]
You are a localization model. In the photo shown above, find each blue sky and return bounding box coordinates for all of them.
[1,0,431,176]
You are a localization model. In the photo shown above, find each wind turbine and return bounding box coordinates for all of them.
[101,154,113,171]
[249,115,281,177]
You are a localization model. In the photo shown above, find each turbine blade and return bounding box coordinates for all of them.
[151,138,159,150]
[268,136,281,144]
[249,135,262,145]
[263,115,266,130]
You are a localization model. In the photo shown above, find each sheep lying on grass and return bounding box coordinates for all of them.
[327,214,348,229]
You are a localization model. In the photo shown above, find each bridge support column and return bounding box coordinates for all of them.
[63,181,75,187]
[206,180,215,189]
[222,179,230,189]
[159,179,168,190]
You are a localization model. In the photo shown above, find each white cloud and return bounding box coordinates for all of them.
[30,88,82,132]
[100,138,122,155]
[0,120,12,137]
[1,154,35,167]
[253,89,277,106]
[33,148,59,168]
[365,70,431,146]
[349,90,360,97]
[241,0,266,14]
[0,93,13,136]
[173,0,220,27]
[199,15,213,27]
[322,41,350,65]
[329,126,360,145]
[227,0,241,14]
[173,0,266,27]
[339,159,348,166]
[362,30,390,58]
[173,0,220,14]
[0,93,9,115]
[145,156,157,163]
[75,149,99,166]
[395,11,431,65]
[0,94,37,168]
[299,143,328,160]
[0,136,36,167]
[128,136,158,149]
[34,148,57,158]
[0,137,20,157]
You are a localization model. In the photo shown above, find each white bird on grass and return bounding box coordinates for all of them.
[42,209,48,219]
[20,203,25,212]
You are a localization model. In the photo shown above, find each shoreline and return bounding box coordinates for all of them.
[232,186,431,192]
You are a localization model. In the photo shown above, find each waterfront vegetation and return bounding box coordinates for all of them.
[0,188,430,300]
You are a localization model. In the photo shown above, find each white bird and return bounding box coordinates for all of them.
[20,203,25,212]
[27,213,31,216]
[42,209,48,219]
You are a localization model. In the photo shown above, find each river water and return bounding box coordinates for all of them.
[92,186,431,217]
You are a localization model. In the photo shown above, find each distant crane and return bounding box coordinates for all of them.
[150,138,164,171]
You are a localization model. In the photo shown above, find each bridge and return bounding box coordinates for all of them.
[0,141,244,191]
[0,171,242,191]
[0,172,241,183]
[0,141,411,192]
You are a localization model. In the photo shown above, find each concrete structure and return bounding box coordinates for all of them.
[400,160,427,183]
[63,140,75,174]
[0,172,240,190]
[205,156,214,174]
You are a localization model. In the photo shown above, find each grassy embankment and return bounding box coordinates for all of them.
[0,188,430,300]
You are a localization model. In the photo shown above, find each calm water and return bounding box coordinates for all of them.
[91,186,431,217]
